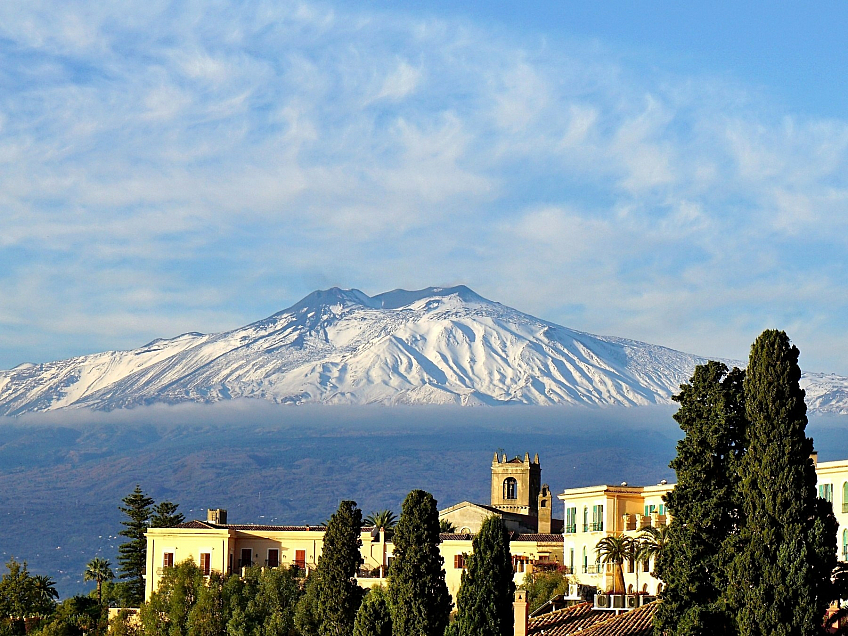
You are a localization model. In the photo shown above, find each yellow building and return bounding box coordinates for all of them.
[814,454,848,562]
[557,482,671,596]
[144,452,566,603]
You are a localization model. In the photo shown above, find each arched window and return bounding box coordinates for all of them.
[657,583,663,594]
[627,584,633,594]
[503,477,518,500]
[583,506,588,532]
[843,482,848,513]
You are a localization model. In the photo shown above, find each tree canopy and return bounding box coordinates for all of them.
[317,500,364,636]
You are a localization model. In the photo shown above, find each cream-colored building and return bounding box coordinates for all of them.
[558,482,671,596]
[814,455,848,562]
[145,451,568,603]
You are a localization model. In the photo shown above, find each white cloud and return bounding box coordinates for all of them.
[1,1,848,374]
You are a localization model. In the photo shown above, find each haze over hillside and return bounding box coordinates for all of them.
[1,286,847,415]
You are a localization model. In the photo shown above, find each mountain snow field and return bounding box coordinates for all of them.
[1,286,847,416]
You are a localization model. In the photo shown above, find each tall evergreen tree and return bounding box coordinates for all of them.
[117,485,154,606]
[150,501,185,528]
[387,490,451,636]
[655,361,746,635]
[729,330,837,636]
[316,500,364,636]
[451,516,514,636]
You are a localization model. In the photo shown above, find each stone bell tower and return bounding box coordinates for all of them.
[490,452,541,516]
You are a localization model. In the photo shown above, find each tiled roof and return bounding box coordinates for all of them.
[440,533,475,541]
[575,602,658,636]
[511,533,564,542]
[527,602,611,636]
[174,520,215,529]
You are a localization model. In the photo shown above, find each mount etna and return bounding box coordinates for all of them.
[2,285,847,415]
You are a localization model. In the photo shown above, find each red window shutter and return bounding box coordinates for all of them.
[200,553,211,575]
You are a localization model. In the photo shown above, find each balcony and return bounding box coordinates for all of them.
[564,524,577,534]
[589,522,604,532]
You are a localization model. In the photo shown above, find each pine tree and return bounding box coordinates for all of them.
[353,587,392,636]
[387,490,451,636]
[729,330,838,636]
[150,501,185,528]
[317,500,364,636]
[117,485,153,606]
[655,361,746,635]
[451,516,514,636]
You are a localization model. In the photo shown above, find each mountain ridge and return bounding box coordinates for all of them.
[2,286,847,415]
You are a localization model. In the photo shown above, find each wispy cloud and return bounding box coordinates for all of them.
[0,2,847,373]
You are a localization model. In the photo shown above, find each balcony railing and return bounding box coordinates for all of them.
[589,522,604,532]
[582,564,602,574]
[564,524,577,534]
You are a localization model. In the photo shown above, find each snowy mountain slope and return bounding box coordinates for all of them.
[0,286,844,415]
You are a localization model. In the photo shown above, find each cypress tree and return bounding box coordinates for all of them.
[655,361,746,635]
[729,330,837,636]
[388,490,451,636]
[317,500,364,636]
[353,587,392,636]
[452,516,515,636]
[117,485,153,606]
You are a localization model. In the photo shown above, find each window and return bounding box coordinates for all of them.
[583,506,589,532]
[820,483,833,503]
[268,549,279,568]
[591,505,604,531]
[200,552,211,576]
[163,552,174,568]
[569,548,574,574]
[541,499,547,508]
[582,547,588,574]
[513,555,527,573]
[843,530,848,562]
[643,557,650,573]
[454,554,467,569]
[645,504,657,516]
[503,478,518,500]
[843,483,848,513]
[295,550,306,569]
[628,556,634,573]
[565,507,577,534]
[240,548,252,568]
[659,504,666,515]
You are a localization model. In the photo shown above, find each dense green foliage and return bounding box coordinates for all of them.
[655,361,746,635]
[451,516,514,636]
[140,559,304,636]
[294,574,320,636]
[149,502,185,529]
[729,330,837,636]
[595,534,632,594]
[522,570,570,614]
[317,501,364,636]
[353,587,392,636]
[388,490,451,636]
[118,486,154,606]
[659,332,841,636]
[0,559,59,634]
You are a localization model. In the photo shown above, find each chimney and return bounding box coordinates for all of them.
[207,508,228,525]
[514,589,528,636]
[537,485,552,534]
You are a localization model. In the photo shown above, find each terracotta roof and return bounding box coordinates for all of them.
[174,520,215,529]
[440,533,475,541]
[511,533,564,542]
[575,602,658,636]
[527,602,611,636]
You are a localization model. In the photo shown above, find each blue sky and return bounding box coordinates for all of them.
[1,1,848,374]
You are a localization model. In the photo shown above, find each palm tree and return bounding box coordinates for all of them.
[639,525,670,579]
[31,575,59,616]
[439,519,457,533]
[84,557,115,605]
[595,534,632,594]
[364,509,397,531]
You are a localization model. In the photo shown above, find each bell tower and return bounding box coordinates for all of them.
[490,452,541,516]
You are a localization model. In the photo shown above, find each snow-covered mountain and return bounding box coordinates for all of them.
[1,286,846,415]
